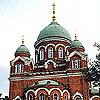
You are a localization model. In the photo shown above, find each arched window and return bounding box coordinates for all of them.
[39,94,45,100]
[64,96,67,100]
[66,49,69,55]
[40,49,44,60]
[15,64,23,73]
[72,60,80,69]
[29,94,34,100]
[58,47,63,58]
[74,95,82,100]
[35,53,38,63]
[48,47,53,58]
[53,94,59,100]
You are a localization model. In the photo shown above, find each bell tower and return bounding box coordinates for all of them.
[9,39,34,100]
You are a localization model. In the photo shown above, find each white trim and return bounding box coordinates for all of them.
[68,51,84,60]
[34,39,71,47]
[11,56,33,66]
[38,46,45,52]
[45,60,56,69]
[35,88,49,96]
[55,44,65,50]
[65,46,70,50]
[45,44,55,50]
[73,92,83,100]
[90,96,100,100]
[25,89,34,99]
[50,88,63,96]
[11,56,25,66]
[63,90,70,99]
[14,96,21,100]
[9,72,83,81]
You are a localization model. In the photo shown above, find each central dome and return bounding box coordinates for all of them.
[37,21,71,41]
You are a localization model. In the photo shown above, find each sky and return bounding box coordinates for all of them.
[0,0,99,97]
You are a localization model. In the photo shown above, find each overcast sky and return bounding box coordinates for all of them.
[0,0,99,97]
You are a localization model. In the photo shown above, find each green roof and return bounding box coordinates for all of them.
[15,44,30,54]
[36,80,60,86]
[71,40,84,48]
[37,21,71,41]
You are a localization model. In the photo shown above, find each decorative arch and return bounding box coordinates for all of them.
[11,56,25,66]
[90,96,100,100]
[45,60,56,69]
[63,90,70,100]
[68,51,84,60]
[38,46,46,52]
[73,92,83,100]
[55,44,65,50]
[50,88,62,100]
[65,46,70,50]
[35,88,49,96]
[45,44,55,50]
[35,88,49,100]
[25,89,35,100]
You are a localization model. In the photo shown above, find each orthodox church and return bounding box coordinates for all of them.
[9,2,100,100]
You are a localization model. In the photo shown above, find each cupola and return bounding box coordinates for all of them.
[15,39,30,57]
[37,21,71,41]
[71,40,84,48]
[70,34,85,52]
[35,2,71,44]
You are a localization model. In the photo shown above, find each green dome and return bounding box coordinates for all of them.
[15,44,30,54]
[71,40,84,48]
[37,22,71,41]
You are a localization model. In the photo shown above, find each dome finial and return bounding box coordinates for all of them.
[22,35,24,44]
[52,0,56,22]
[75,33,78,40]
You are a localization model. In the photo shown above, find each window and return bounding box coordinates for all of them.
[40,49,44,60]
[58,47,63,58]
[66,49,69,55]
[15,64,23,73]
[74,95,82,100]
[64,96,67,100]
[72,60,80,69]
[35,53,38,63]
[39,94,45,100]
[29,94,34,100]
[53,94,59,100]
[48,47,53,58]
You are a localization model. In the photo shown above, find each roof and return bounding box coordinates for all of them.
[15,44,30,54]
[37,21,71,41]
[71,40,84,48]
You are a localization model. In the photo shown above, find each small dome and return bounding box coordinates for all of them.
[71,40,84,48]
[37,21,71,41]
[15,44,30,55]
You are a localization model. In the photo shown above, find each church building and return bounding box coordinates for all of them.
[9,2,100,100]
